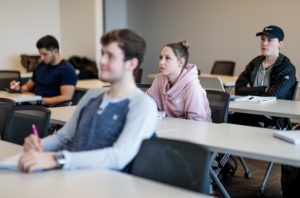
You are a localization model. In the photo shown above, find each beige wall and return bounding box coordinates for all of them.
[0,0,103,72]
[126,0,300,83]
[60,0,103,61]
[0,0,60,72]
[2,0,300,81]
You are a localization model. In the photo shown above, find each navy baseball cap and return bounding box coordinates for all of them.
[256,25,284,41]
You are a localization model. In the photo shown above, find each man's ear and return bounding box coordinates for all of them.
[52,48,59,55]
[279,41,283,48]
[126,57,139,71]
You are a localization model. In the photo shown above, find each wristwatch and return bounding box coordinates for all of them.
[54,152,66,169]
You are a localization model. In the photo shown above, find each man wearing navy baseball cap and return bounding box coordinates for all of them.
[229,25,297,196]
[230,24,297,124]
[256,25,284,41]
[234,24,297,99]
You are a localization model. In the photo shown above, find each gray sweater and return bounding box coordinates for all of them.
[42,88,157,170]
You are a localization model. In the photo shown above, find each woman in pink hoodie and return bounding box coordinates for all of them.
[147,40,211,121]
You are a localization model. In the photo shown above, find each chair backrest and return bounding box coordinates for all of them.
[0,98,16,136]
[211,61,235,76]
[2,105,51,145]
[134,68,143,84]
[71,90,87,105]
[0,70,21,90]
[281,81,299,130]
[136,83,151,92]
[206,90,230,123]
[129,138,212,194]
[199,76,225,92]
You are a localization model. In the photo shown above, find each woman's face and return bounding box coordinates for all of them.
[159,46,182,76]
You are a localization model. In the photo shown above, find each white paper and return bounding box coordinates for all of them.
[0,154,21,172]
[273,131,300,145]
[234,96,276,104]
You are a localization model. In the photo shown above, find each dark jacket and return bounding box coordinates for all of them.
[235,54,297,100]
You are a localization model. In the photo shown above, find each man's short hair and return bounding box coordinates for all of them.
[36,35,59,50]
[101,29,146,67]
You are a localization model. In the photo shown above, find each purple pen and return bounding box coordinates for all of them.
[32,124,41,143]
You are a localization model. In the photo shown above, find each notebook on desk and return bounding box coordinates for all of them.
[273,131,300,145]
[0,154,21,172]
[199,76,225,92]
[234,96,276,104]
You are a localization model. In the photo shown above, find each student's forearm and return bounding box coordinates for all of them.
[21,84,31,92]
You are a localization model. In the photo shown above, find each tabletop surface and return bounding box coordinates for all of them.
[157,118,300,167]
[0,140,209,198]
[76,79,109,91]
[0,90,42,103]
[49,105,76,125]
[147,72,237,87]
[49,107,300,167]
[229,99,300,119]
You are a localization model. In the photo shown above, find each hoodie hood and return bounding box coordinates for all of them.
[162,63,199,100]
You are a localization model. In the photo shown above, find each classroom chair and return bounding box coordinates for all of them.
[129,138,212,195]
[206,90,233,197]
[134,68,143,84]
[136,83,151,92]
[211,61,235,76]
[2,105,51,145]
[0,98,16,136]
[206,90,230,123]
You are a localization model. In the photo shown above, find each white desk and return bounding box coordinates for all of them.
[0,141,209,198]
[0,141,22,159]
[0,90,42,103]
[49,108,300,167]
[76,79,109,91]
[49,105,77,125]
[229,99,300,119]
[0,169,209,198]
[147,73,237,87]
[157,118,300,168]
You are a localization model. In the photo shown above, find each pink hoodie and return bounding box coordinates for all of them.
[147,64,212,122]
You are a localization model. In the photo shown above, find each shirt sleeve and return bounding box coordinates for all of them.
[60,62,78,86]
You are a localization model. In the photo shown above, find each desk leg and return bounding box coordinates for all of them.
[209,167,231,198]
